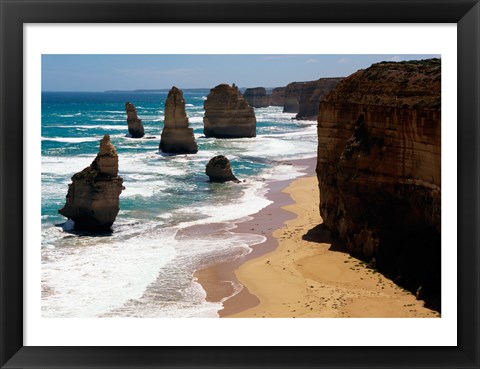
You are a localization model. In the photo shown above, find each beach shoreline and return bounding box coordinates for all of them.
[196,158,440,318]
[194,157,317,316]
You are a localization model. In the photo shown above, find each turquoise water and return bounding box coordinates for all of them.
[41,90,318,317]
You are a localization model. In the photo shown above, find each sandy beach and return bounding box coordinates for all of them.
[196,159,440,318]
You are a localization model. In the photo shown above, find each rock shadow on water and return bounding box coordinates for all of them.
[55,220,113,238]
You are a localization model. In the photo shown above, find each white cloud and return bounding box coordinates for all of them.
[337,57,349,64]
[306,58,318,64]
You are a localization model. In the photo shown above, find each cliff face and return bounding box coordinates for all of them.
[243,87,269,108]
[59,135,124,231]
[159,86,198,154]
[125,102,145,138]
[283,78,341,114]
[269,87,286,106]
[296,78,343,120]
[203,83,256,138]
[316,59,441,303]
[283,82,304,113]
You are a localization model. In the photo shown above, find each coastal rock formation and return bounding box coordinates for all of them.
[125,102,145,138]
[268,87,286,106]
[206,155,239,183]
[296,78,343,120]
[316,59,441,303]
[243,87,269,108]
[58,135,124,231]
[159,86,198,154]
[283,81,305,113]
[283,79,342,115]
[203,83,256,138]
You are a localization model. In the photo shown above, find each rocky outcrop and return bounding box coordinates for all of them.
[206,155,239,183]
[283,79,342,115]
[283,82,305,113]
[125,102,145,138]
[296,78,343,120]
[269,87,286,106]
[243,87,269,108]
[159,86,198,154]
[58,135,124,232]
[316,58,441,305]
[203,83,256,138]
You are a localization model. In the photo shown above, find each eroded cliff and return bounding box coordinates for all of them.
[243,87,269,108]
[269,87,286,106]
[296,78,343,120]
[203,83,256,138]
[125,102,145,138]
[283,78,341,115]
[58,135,124,231]
[316,59,441,305]
[159,86,198,154]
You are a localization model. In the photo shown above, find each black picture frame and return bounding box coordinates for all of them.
[1,0,479,368]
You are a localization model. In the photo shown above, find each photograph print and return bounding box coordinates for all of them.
[41,54,441,318]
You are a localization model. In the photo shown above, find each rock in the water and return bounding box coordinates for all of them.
[296,78,343,120]
[243,87,269,108]
[268,87,286,106]
[316,58,441,302]
[159,86,198,154]
[125,102,145,138]
[58,135,124,231]
[206,155,239,183]
[203,83,256,138]
[283,78,342,115]
[283,81,305,113]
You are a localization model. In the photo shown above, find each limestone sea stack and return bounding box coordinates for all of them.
[58,135,124,231]
[316,58,441,303]
[203,83,256,138]
[268,87,286,106]
[125,102,145,138]
[283,81,306,113]
[243,87,269,108]
[206,155,239,183]
[159,86,198,154]
[296,78,343,120]
[283,78,342,115]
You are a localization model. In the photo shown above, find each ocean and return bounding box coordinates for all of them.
[41,90,318,318]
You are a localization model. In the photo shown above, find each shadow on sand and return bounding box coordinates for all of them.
[302,223,347,253]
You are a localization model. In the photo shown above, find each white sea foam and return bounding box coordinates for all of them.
[42,155,93,176]
[147,117,164,122]
[120,154,189,177]
[93,118,123,122]
[41,136,101,143]
[176,181,271,227]
[56,113,82,117]
[50,125,126,131]
[42,223,178,317]
[188,116,204,123]
[262,163,310,181]
[121,179,168,198]
[241,136,317,160]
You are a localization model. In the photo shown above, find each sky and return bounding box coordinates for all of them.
[42,54,440,92]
